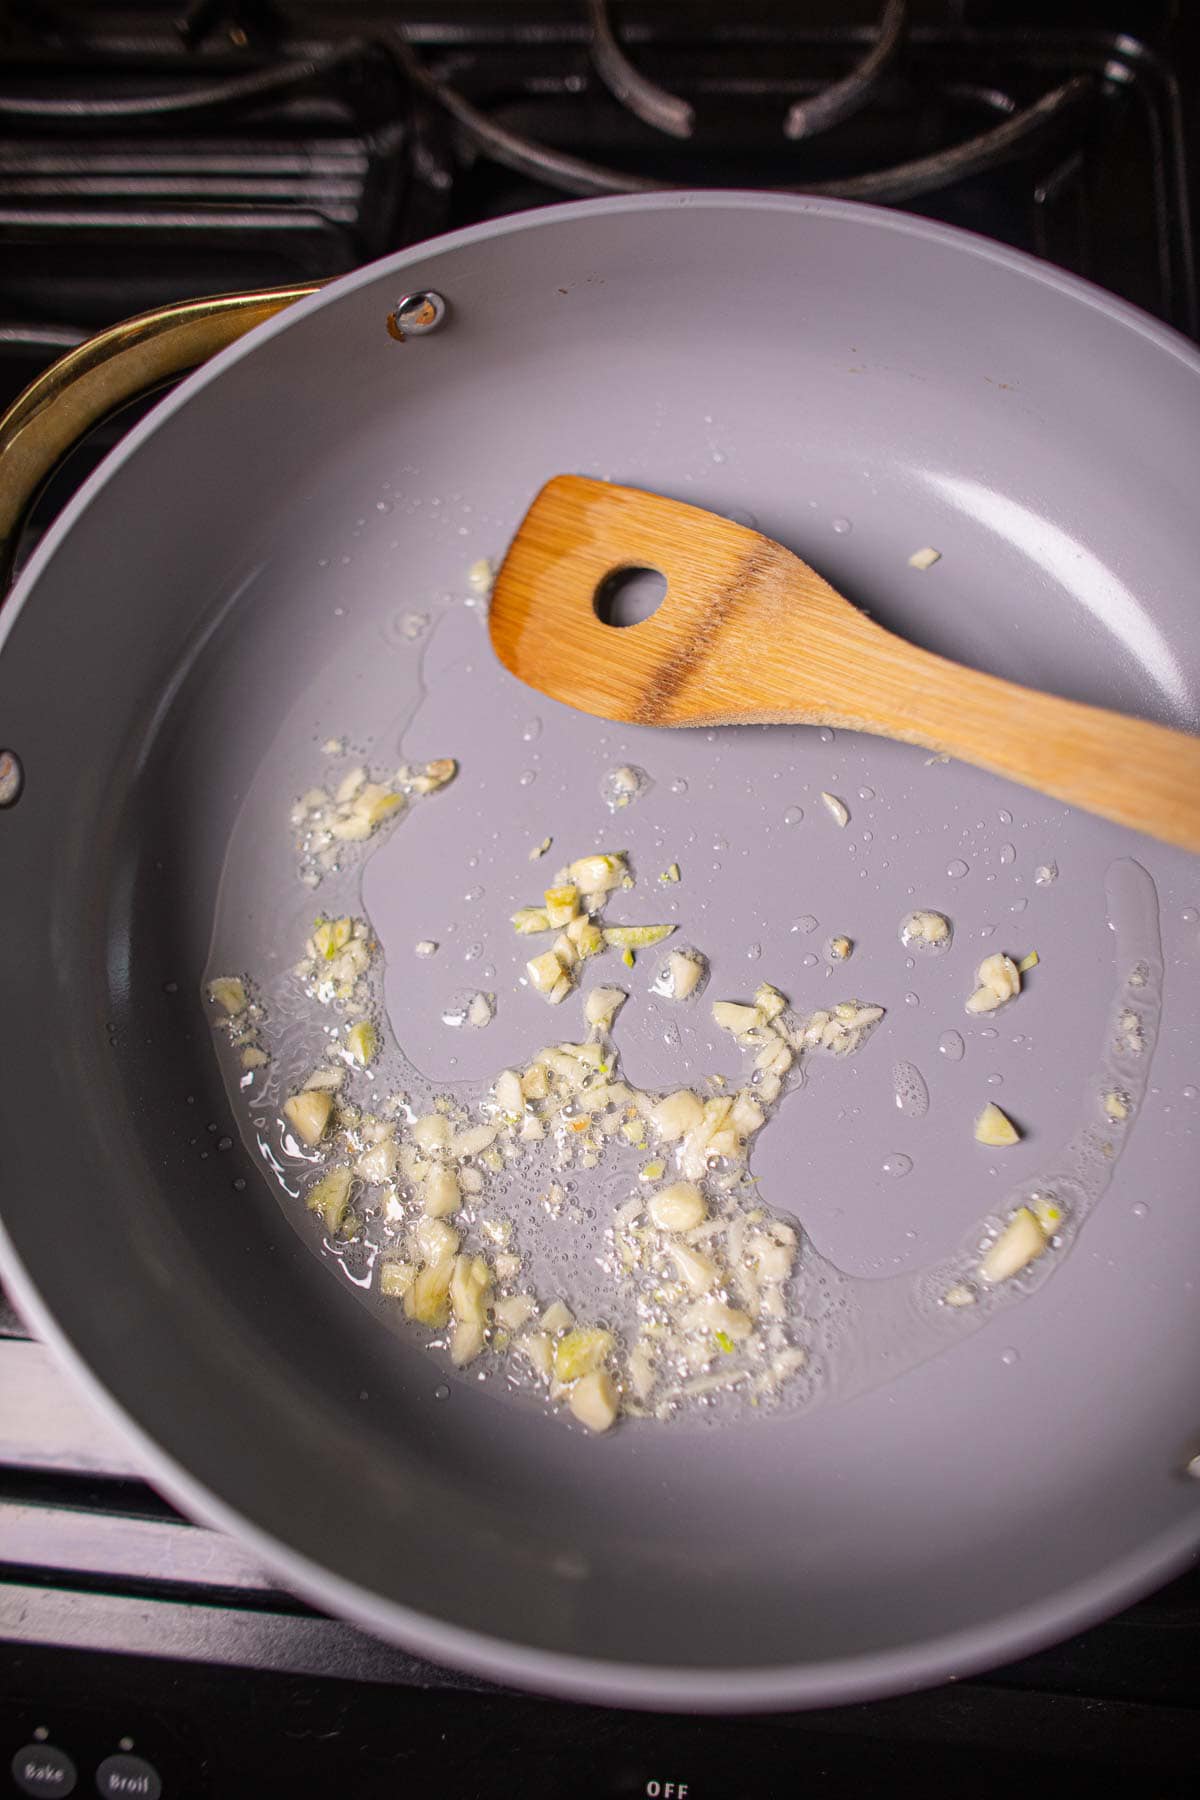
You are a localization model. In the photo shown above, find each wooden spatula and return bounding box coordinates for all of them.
[489,475,1200,854]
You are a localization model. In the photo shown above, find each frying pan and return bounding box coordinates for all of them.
[1,194,1198,1713]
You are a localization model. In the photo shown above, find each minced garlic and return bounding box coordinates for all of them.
[965,952,1022,1015]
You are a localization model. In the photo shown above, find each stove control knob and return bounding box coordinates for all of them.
[94,1754,161,1799]
[11,1743,77,1795]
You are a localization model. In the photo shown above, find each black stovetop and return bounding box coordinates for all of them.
[2,5,1199,1795]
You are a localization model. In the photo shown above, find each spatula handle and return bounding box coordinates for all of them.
[836,627,1200,855]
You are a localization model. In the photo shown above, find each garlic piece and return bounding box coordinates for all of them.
[511,907,550,935]
[453,1123,498,1159]
[493,1294,538,1331]
[601,764,649,811]
[450,1321,486,1366]
[424,1166,461,1217]
[335,766,366,803]
[568,1367,619,1432]
[412,1112,450,1156]
[352,782,404,829]
[346,1019,377,1066]
[379,1259,416,1299]
[553,1328,613,1383]
[311,915,353,960]
[1103,1088,1130,1122]
[283,1088,333,1146]
[207,976,247,1016]
[565,915,605,958]
[682,1297,753,1342]
[404,1256,454,1327]
[543,883,580,928]
[908,545,942,570]
[520,1064,549,1101]
[659,947,707,1002]
[820,791,849,828]
[306,1165,353,1234]
[748,1231,794,1283]
[711,1000,764,1038]
[527,948,570,999]
[466,991,495,1030]
[965,952,1021,1015]
[800,1001,885,1055]
[567,852,627,894]
[669,1242,718,1294]
[649,1089,705,1141]
[979,1206,1048,1283]
[414,1217,459,1264]
[355,1139,398,1185]
[584,985,627,1030]
[540,1299,574,1335]
[1030,1191,1066,1235]
[303,1067,344,1092]
[404,757,457,794]
[943,1283,977,1308]
[603,923,674,951]
[648,1182,707,1232]
[519,1331,553,1379]
[899,910,951,952]
[493,1068,525,1116]
[450,1252,491,1328]
[974,1102,1021,1147]
[826,934,853,962]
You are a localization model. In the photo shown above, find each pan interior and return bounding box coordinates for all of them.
[2,197,1199,1701]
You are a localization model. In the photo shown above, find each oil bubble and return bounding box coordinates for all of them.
[892,1060,929,1118]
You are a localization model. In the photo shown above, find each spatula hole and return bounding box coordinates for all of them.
[594,565,667,629]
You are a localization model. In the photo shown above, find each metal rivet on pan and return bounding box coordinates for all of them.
[386,291,447,340]
[0,748,23,807]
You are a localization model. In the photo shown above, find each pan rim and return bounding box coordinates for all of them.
[5,184,1200,658]
[3,188,1200,1709]
[4,1220,1198,1713]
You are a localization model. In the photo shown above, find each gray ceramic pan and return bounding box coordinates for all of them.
[1,193,1198,1712]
